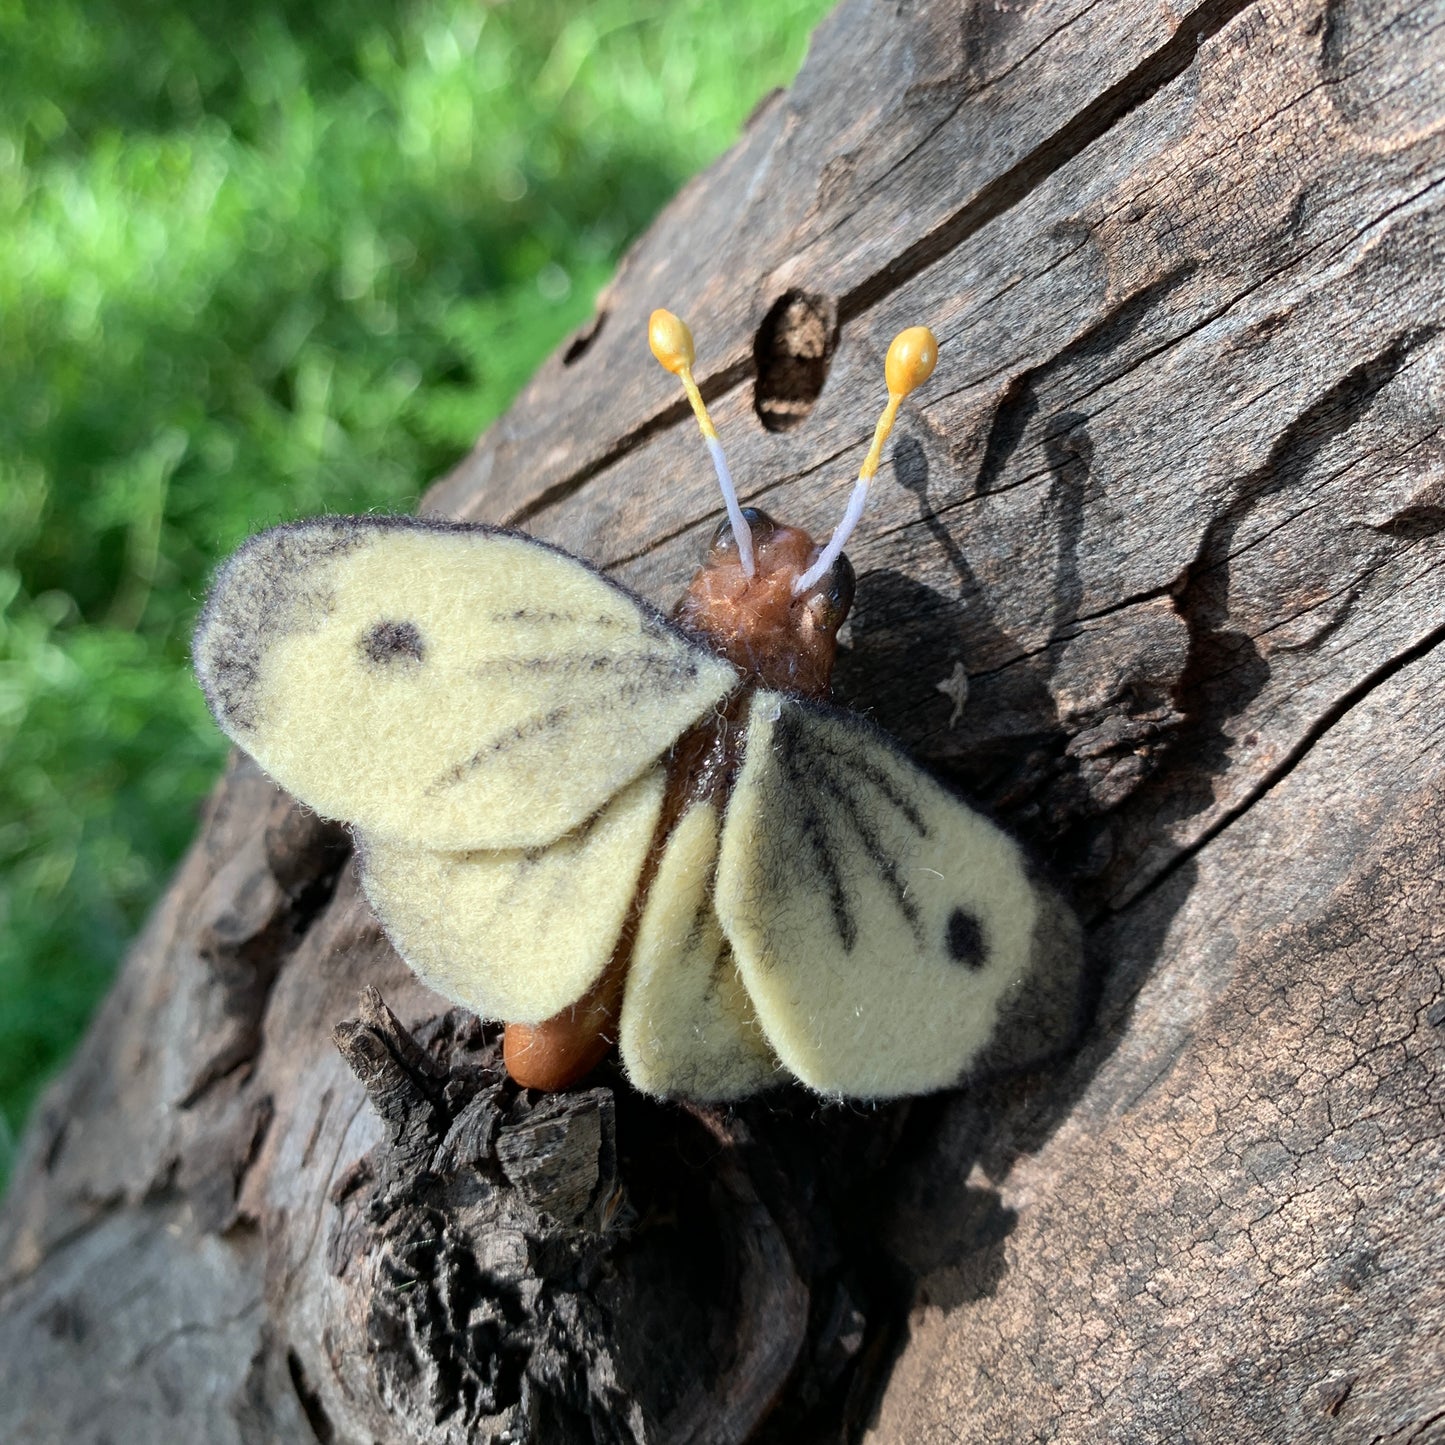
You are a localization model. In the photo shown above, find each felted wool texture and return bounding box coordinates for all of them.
[359,769,666,1025]
[619,801,780,1100]
[193,517,737,851]
[714,693,1041,1098]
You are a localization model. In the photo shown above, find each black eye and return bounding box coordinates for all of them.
[810,551,855,630]
[709,506,777,554]
[360,619,425,665]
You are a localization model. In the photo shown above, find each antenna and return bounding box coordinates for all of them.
[792,326,939,596]
[649,309,755,578]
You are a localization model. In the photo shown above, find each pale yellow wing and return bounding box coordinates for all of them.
[193,517,737,850]
[715,694,1041,1098]
[618,799,780,1100]
[359,768,665,1025]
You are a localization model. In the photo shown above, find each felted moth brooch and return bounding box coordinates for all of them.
[194,311,1059,1101]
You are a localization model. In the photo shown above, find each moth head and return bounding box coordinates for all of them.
[650,309,936,696]
[673,506,854,695]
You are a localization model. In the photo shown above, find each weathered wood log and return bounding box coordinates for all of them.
[3,0,1442,1439]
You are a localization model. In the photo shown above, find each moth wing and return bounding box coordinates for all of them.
[359,768,666,1025]
[618,799,781,1100]
[193,516,737,850]
[715,694,1041,1098]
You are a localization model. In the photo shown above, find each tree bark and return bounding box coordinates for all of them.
[3,0,1443,1440]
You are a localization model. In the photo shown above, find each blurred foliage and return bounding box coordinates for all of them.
[0,0,831,1180]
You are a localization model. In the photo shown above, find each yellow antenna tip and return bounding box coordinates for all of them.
[649,309,696,375]
[885,326,939,397]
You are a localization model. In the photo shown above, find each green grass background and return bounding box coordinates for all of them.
[0,0,832,1183]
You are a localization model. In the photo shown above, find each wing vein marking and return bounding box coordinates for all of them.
[427,650,707,796]
[791,710,929,840]
[428,705,572,793]
[810,761,926,948]
[683,880,714,961]
[490,608,627,629]
[774,735,859,953]
[482,652,701,684]
[704,948,733,993]
[770,707,929,952]
[779,739,925,951]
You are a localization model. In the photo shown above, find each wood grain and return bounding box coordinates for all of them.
[2,0,1441,1439]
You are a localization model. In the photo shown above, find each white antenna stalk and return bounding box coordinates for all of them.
[706,435,755,577]
[793,476,868,595]
[649,308,755,579]
[792,325,939,597]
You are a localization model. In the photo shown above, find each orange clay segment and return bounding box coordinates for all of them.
[675,521,844,698]
[502,955,628,1090]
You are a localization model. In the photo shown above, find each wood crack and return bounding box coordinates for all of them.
[836,0,1261,320]
[7,0,1445,1436]
[1114,615,1445,918]
[505,356,754,528]
[497,0,1260,538]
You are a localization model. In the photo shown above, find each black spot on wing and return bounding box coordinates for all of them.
[946,908,986,970]
[194,511,710,741]
[360,619,425,664]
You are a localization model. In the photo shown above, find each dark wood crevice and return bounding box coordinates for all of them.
[1116,615,1445,920]
[833,0,1263,320]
